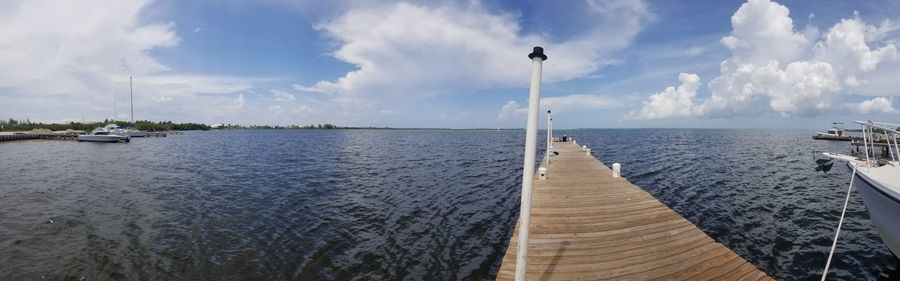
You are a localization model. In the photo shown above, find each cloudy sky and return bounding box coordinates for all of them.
[2,0,900,128]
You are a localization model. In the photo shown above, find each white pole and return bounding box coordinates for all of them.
[546,110,551,164]
[516,46,547,281]
[862,124,871,171]
[893,133,900,161]
[130,76,134,126]
[889,132,896,162]
[889,131,900,161]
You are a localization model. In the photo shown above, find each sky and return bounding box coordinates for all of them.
[1,0,900,129]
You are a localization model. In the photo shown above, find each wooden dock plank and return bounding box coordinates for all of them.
[497,141,771,280]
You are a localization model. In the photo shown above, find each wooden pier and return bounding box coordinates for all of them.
[0,133,78,142]
[497,141,772,280]
[0,130,178,142]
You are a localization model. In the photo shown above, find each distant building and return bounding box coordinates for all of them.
[210,123,224,129]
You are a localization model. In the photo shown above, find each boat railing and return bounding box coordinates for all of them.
[852,120,900,168]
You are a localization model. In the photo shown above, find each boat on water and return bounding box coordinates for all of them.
[101,123,146,138]
[813,122,857,141]
[77,127,130,142]
[819,120,900,257]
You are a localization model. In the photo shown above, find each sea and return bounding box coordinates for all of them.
[0,129,897,280]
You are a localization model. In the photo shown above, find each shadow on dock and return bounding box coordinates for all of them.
[538,241,569,281]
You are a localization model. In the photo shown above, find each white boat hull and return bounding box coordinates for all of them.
[854,168,900,257]
[77,135,128,142]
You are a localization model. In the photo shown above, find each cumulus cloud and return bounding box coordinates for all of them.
[495,94,623,121]
[848,97,897,114]
[629,0,898,120]
[311,1,650,108]
[0,0,255,122]
[0,0,653,126]
[496,100,524,121]
[626,73,702,120]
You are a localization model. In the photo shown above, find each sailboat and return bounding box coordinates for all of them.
[124,76,146,137]
[819,120,900,257]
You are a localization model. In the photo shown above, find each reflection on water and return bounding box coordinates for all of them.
[0,130,524,280]
[0,129,897,280]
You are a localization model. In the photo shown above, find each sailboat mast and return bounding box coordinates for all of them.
[130,76,134,126]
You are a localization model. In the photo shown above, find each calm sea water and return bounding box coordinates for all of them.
[0,129,897,280]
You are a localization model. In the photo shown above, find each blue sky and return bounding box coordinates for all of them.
[1,0,899,129]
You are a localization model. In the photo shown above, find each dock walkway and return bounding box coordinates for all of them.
[0,133,78,142]
[497,141,772,280]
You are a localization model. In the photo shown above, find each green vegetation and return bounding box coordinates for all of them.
[0,118,98,132]
[213,124,294,130]
[299,123,367,129]
[132,120,210,131]
[0,119,505,132]
[0,118,209,132]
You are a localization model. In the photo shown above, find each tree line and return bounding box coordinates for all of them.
[1,119,409,132]
[0,119,209,132]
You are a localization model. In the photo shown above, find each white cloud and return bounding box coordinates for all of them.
[626,73,702,120]
[496,94,624,121]
[0,0,256,122]
[541,94,624,112]
[193,27,202,33]
[379,109,397,115]
[650,45,710,60]
[629,0,898,120]
[719,0,812,65]
[496,100,524,121]
[271,89,296,101]
[292,83,329,94]
[848,97,897,114]
[310,1,650,108]
[230,94,246,110]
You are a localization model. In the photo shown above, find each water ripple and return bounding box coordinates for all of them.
[2,129,898,280]
[574,129,899,280]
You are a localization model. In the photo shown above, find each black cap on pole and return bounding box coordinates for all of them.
[528,46,547,61]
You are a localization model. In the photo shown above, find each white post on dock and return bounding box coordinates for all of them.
[517,46,547,281]
[546,110,552,164]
